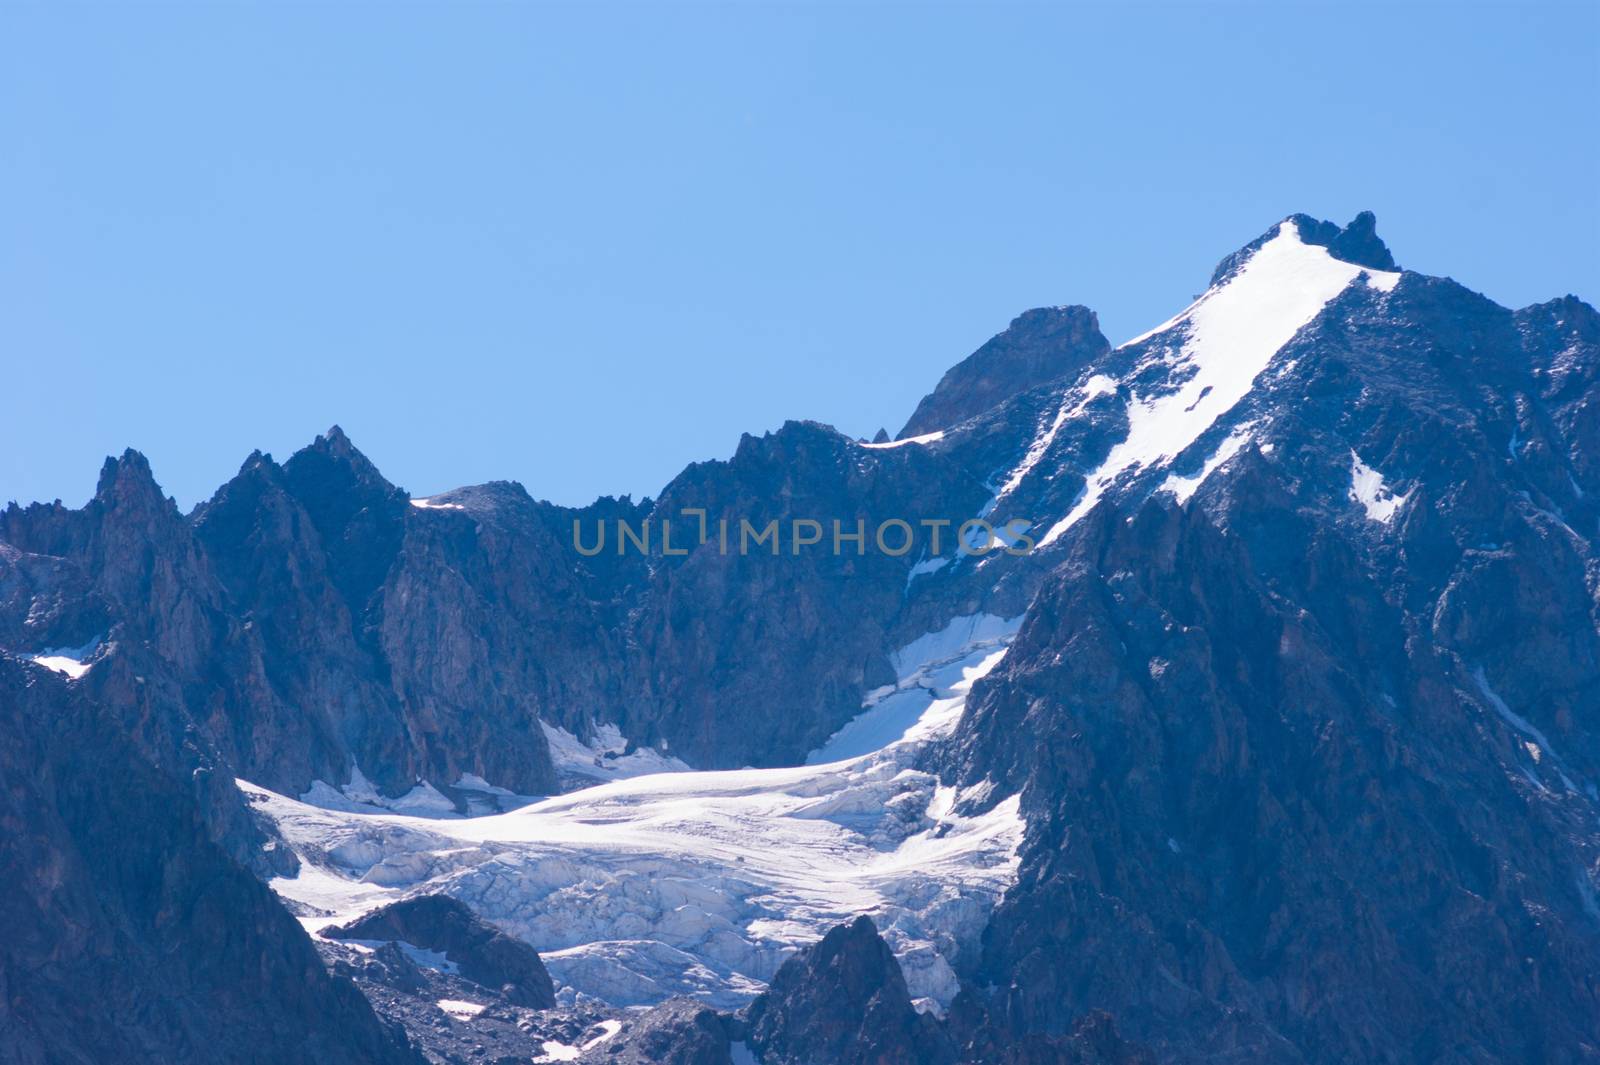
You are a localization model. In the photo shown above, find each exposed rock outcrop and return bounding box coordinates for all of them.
[0,655,421,1065]
[899,305,1110,439]
[744,916,955,1065]
[326,894,557,1009]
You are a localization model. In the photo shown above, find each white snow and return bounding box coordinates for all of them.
[588,1020,623,1045]
[301,766,460,818]
[988,373,1122,512]
[542,722,692,785]
[32,654,92,679]
[861,430,945,449]
[410,498,466,510]
[806,613,1019,765]
[29,637,100,680]
[1363,268,1401,293]
[1470,666,1580,793]
[437,998,486,1019]
[1079,373,1118,402]
[889,613,1020,680]
[806,613,1021,766]
[1158,426,1253,504]
[904,555,949,589]
[996,399,1073,500]
[1348,451,1410,523]
[532,1024,622,1063]
[244,616,1025,1014]
[1039,220,1401,547]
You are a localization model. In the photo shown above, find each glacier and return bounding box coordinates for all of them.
[243,616,1024,1015]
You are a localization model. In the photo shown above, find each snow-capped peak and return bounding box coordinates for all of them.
[1037,218,1401,546]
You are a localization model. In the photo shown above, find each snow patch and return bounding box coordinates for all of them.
[1348,451,1410,523]
[1363,268,1401,293]
[862,430,945,449]
[904,555,949,589]
[890,613,1020,681]
[302,766,459,818]
[32,654,92,679]
[410,498,465,510]
[338,938,461,974]
[1039,220,1402,547]
[1472,666,1558,758]
[809,614,1020,765]
[542,722,691,787]
[1159,426,1253,504]
[532,1024,621,1064]
[1079,373,1118,402]
[987,373,1122,511]
[437,998,485,1019]
[29,636,101,680]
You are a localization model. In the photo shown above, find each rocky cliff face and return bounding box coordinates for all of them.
[0,656,420,1065]
[744,915,957,1065]
[735,916,1146,1065]
[939,223,1600,1061]
[327,894,557,1009]
[899,306,1111,439]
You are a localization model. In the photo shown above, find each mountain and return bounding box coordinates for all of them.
[936,218,1600,1062]
[898,305,1111,439]
[3,211,1598,1062]
[0,655,421,1065]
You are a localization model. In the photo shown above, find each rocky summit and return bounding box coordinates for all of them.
[3,212,1598,1063]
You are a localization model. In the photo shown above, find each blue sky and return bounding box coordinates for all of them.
[4,2,1596,509]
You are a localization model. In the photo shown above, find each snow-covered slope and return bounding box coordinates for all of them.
[1035,219,1401,545]
[243,619,1024,1014]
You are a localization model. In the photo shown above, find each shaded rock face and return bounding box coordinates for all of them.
[0,656,420,1065]
[315,937,606,1065]
[0,450,307,874]
[744,916,955,1065]
[899,305,1111,439]
[623,418,1029,767]
[1209,210,1396,285]
[326,894,557,1009]
[584,998,737,1065]
[194,449,577,797]
[1,416,1052,790]
[940,256,1600,1061]
[737,916,1148,1065]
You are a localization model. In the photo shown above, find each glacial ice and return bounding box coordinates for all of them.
[244,615,1025,1014]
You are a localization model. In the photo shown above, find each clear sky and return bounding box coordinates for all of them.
[4,2,1597,510]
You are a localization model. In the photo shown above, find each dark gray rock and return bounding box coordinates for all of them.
[579,998,736,1064]
[939,256,1600,1061]
[317,936,609,1065]
[744,916,954,1065]
[0,654,421,1065]
[1210,211,1397,286]
[326,894,557,1008]
[899,305,1110,439]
